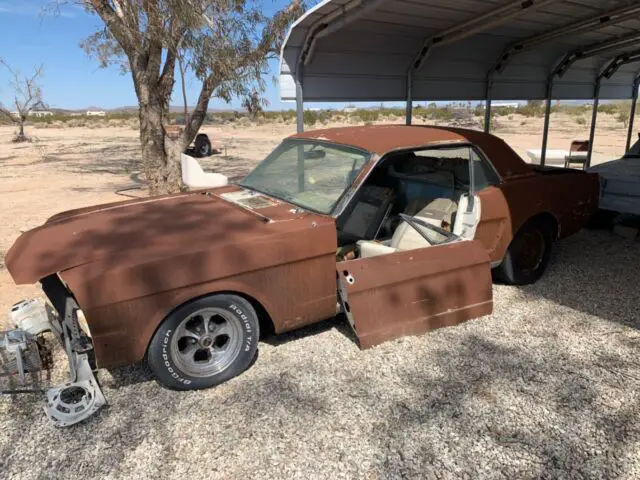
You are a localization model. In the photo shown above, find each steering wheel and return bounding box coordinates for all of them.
[399,213,455,245]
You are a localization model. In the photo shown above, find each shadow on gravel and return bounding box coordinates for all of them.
[105,362,156,389]
[372,334,640,478]
[263,314,359,348]
[519,229,640,330]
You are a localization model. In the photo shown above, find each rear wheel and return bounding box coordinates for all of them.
[147,294,259,390]
[587,209,617,229]
[495,219,553,285]
[194,134,212,157]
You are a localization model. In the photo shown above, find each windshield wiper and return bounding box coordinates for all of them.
[241,184,296,202]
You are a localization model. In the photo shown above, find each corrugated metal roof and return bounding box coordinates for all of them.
[280,0,640,102]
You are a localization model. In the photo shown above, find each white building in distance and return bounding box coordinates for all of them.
[29,110,53,117]
[86,110,106,117]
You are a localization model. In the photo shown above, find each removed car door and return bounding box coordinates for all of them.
[337,240,492,349]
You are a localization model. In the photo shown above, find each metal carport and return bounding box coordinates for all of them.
[279,0,640,165]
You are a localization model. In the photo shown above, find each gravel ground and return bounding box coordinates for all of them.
[1,228,639,479]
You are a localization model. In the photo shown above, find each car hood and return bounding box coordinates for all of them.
[5,187,329,284]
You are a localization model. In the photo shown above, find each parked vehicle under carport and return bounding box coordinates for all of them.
[2,125,599,426]
[165,125,217,158]
[588,134,640,219]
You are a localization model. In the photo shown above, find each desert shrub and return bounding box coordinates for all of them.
[493,106,517,116]
[351,109,379,123]
[303,109,318,126]
[235,117,251,127]
[67,119,87,128]
[378,107,404,118]
[518,101,545,118]
[576,117,586,125]
[281,110,297,122]
[428,107,453,121]
[598,103,619,115]
[555,105,589,116]
[261,111,281,122]
[617,110,630,127]
[474,105,485,117]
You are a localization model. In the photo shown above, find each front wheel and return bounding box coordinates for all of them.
[147,294,259,390]
[495,219,553,285]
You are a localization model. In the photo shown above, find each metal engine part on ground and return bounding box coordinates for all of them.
[3,298,106,426]
[44,353,106,427]
[0,329,51,393]
[10,298,53,335]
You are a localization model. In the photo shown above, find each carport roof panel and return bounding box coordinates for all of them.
[280,0,640,102]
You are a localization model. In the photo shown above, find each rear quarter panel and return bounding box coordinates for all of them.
[504,169,599,232]
[490,169,599,261]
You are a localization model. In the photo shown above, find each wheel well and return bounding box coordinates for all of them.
[170,290,275,339]
[524,212,559,240]
[236,292,275,338]
[146,291,276,362]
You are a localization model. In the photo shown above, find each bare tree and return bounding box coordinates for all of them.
[64,0,303,195]
[0,60,46,142]
[242,89,266,119]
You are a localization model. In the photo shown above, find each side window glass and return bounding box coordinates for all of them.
[470,148,499,190]
[390,145,498,192]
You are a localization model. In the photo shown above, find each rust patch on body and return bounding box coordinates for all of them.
[338,240,493,349]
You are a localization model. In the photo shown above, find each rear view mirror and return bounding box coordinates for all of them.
[304,150,326,160]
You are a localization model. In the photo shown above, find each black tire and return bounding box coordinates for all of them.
[194,134,212,158]
[495,218,554,285]
[147,294,259,390]
[587,209,617,230]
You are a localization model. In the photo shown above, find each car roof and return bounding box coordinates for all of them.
[289,125,532,179]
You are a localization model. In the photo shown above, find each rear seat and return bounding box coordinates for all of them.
[388,158,464,211]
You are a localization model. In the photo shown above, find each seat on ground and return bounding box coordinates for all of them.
[358,198,457,258]
[181,153,229,189]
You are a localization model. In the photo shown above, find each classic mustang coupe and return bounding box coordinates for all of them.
[5,125,599,414]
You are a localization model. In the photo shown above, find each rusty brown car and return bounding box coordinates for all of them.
[5,125,599,400]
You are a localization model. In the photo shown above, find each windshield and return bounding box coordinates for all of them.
[240,139,370,214]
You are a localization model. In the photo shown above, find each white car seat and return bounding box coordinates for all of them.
[358,198,458,258]
[181,153,228,189]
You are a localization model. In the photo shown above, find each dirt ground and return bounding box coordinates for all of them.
[1,115,639,479]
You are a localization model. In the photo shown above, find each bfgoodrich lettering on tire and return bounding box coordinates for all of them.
[147,294,259,390]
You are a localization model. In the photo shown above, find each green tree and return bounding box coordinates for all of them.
[69,1,303,194]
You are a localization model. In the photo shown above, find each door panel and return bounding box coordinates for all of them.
[337,240,493,349]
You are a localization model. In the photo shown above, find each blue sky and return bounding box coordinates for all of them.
[0,0,303,111]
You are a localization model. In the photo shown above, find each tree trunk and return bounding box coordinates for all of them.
[18,120,25,140]
[138,90,183,195]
